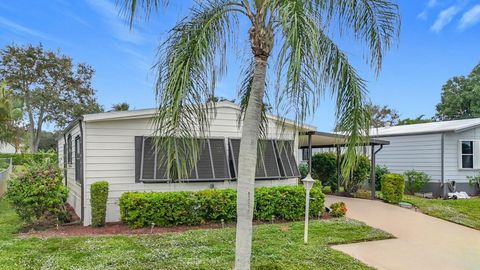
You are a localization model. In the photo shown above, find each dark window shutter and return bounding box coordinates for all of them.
[142,137,155,179]
[196,140,214,179]
[229,139,241,178]
[275,140,300,178]
[210,139,230,179]
[263,140,281,178]
[134,136,143,182]
[255,142,267,178]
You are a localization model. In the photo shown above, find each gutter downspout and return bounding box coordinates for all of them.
[78,119,84,224]
[441,133,446,198]
[63,133,67,186]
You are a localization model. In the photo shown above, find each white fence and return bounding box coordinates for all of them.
[0,158,12,196]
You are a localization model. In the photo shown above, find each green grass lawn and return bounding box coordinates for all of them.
[403,195,480,230]
[0,199,392,270]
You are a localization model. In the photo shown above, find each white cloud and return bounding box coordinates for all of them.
[85,0,146,45]
[430,6,461,32]
[0,16,48,39]
[459,4,480,29]
[428,0,439,8]
[417,10,428,20]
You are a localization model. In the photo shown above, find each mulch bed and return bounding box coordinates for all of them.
[20,222,233,238]
[20,218,332,238]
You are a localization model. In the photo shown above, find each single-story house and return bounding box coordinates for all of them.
[57,101,315,226]
[372,118,480,196]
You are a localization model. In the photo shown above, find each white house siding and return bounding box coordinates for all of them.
[57,123,83,218]
[82,106,299,225]
[375,133,443,182]
[444,128,480,184]
[0,142,15,153]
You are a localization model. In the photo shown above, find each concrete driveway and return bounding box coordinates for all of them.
[326,195,480,270]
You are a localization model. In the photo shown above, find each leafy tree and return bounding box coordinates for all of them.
[397,115,433,125]
[120,0,399,268]
[38,131,58,152]
[111,102,130,111]
[0,81,24,151]
[0,44,103,152]
[436,63,480,120]
[366,103,399,127]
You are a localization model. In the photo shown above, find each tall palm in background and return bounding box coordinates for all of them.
[120,0,400,268]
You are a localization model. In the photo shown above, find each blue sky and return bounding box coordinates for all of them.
[0,0,479,131]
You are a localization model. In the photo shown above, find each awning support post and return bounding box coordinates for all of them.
[308,132,312,175]
[371,145,376,199]
[336,145,341,194]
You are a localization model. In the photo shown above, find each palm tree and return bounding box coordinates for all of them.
[111,102,130,111]
[119,0,400,268]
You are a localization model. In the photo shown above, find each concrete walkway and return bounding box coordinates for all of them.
[326,195,480,270]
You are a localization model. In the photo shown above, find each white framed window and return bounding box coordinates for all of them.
[459,140,480,169]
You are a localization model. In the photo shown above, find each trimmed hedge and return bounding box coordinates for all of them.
[90,181,109,227]
[119,185,324,228]
[381,173,405,204]
[0,152,57,166]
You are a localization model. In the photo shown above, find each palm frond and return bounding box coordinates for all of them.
[151,0,238,180]
[320,0,400,74]
[273,0,372,176]
[116,0,168,27]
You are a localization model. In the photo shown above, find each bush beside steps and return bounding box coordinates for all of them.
[91,181,109,227]
[119,185,325,229]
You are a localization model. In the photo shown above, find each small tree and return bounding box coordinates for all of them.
[342,154,370,193]
[6,159,68,225]
[404,170,431,194]
[311,152,337,186]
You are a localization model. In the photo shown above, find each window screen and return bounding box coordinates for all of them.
[229,139,297,180]
[135,137,230,182]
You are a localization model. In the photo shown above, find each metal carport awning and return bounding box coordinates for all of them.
[298,131,390,199]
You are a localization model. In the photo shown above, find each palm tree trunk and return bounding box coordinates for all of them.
[234,56,268,270]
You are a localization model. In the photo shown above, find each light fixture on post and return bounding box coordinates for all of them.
[302,173,315,244]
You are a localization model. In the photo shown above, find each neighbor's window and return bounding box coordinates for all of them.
[460,141,474,169]
[67,134,73,165]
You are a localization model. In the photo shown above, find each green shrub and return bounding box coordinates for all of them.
[6,160,68,224]
[353,189,371,199]
[311,152,337,186]
[299,163,309,178]
[341,154,371,193]
[404,170,431,193]
[119,185,325,228]
[373,165,390,191]
[0,152,57,166]
[90,181,109,227]
[467,174,480,188]
[329,202,347,217]
[381,173,405,204]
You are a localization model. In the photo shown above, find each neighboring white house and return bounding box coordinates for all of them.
[372,118,480,196]
[57,101,313,226]
[0,142,15,154]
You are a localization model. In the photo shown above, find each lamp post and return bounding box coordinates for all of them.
[302,173,315,244]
